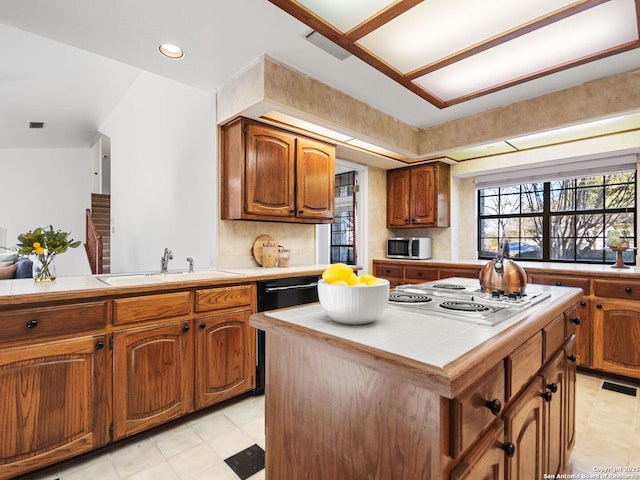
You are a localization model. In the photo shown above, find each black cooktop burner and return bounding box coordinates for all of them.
[440,301,490,312]
[389,291,432,303]
[431,283,467,290]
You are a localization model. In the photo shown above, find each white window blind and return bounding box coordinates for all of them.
[475,154,638,190]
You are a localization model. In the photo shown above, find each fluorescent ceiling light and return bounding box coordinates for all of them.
[270,0,640,108]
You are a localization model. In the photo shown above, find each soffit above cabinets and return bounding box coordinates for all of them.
[268,0,640,109]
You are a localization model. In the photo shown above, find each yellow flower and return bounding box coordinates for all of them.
[33,242,40,249]
[35,246,45,255]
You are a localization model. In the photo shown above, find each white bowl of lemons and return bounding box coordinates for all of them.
[317,264,390,325]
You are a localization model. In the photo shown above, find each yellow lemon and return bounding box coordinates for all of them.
[346,272,359,285]
[331,280,349,286]
[322,263,353,284]
[360,274,377,285]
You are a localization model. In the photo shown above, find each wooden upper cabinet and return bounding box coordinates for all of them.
[221,117,335,223]
[296,136,335,221]
[387,168,411,227]
[387,162,450,228]
[245,122,296,217]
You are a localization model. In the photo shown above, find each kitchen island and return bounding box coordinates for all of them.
[250,280,582,479]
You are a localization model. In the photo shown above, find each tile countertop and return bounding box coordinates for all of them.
[376,257,640,277]
[250,277,582,398]
[0,265,336,304]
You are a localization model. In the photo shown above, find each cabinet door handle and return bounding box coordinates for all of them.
[182,324,190,333]
[626,287,632,294]
[596,304,602,309]
[95,341,105,349]
[571,317,581,325]
[484,399,502,415]
[555,282,562,286]
[546,383,558,393]
[289,209,295,214]
[541,391,553,402]
[580,301,586,307]
[500,442,516,458]
[26,320,38,329]
[199,322,206,329]
[568,354,577,363]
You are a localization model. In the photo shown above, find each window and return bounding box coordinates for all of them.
[331,171,358,264]
[478,170,636,264]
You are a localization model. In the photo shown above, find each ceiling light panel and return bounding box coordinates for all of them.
[357,0,579,74]
[413,0,638,102]
[297,0,395,33]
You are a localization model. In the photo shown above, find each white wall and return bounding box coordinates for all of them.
[0,148,92,275]
[100,71,217,274]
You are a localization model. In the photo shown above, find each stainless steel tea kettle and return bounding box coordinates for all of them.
[479,240,527,295]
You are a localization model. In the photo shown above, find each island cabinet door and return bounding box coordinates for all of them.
[112,320,194,439]
[503,376,545,480]
[540,349,567,477]
[195,310,255,409]
[0,335,110,480]
[449,420,506,480]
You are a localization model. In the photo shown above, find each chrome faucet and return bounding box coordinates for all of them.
[186,257,194,273]
[161,248,173,273]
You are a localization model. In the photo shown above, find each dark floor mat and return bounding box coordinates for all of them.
[602,381,637,396]
[224,444,265,480]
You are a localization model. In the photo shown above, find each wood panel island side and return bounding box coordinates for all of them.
[250,282,582,480]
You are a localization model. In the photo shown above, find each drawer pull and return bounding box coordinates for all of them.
[555,282,562,286]
[199,322,207,329]
[567,354,577,363]
[546,383,558,393]
[26,320,38,329]
[626,287,632,294]
[500,442,516,458]
[571,317,581,325]
[484,399,502,415]
[541,391,553,403]
[596,304,602,309]
[580,301,586,307]
[182,324,190,333]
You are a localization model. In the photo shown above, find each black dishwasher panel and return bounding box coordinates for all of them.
[255,275,319,395]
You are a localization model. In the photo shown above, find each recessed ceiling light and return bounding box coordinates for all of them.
[158,44,184,59]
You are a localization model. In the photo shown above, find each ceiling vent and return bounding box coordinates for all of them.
[304,31,351,61]
[29,122,45,129]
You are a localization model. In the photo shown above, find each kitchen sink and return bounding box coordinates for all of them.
[99,270,241,286]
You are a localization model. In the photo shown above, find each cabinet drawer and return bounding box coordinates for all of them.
[506,332,542,401]
[404,266,438,283]
[593,279,640,300]
[2,301,108,344]
[195,285,253,313]
[439,267,481,280]
[373,264,403,279]
[543,314,566,361]
[529,274,589,294]
[450,361,505,459]
[114,291,192,325]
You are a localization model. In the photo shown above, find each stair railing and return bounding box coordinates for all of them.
[85,208,103,274]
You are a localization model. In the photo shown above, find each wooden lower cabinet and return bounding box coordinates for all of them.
[592,298,640,379]
[503,377,545,480]
[113,319,194,439]
[450,421,506,480]
[195,309,255,408]
[0,335,110,480]
[541,349,567,477]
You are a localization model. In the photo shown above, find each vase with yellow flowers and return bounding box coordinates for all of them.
[16,226,81,281]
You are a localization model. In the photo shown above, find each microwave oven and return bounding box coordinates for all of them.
[387,237,432,260]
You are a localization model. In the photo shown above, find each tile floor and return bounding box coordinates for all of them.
[16,371,640,479]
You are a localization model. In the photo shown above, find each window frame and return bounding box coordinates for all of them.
[477,171,637,265]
